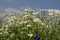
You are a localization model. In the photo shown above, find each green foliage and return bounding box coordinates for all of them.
[0,8,60,40]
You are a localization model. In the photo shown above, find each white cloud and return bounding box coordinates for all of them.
[4,8,20,13]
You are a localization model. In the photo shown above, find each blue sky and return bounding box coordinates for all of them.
[0,0,60,11]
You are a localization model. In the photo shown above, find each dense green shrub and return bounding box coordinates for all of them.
[0,8,60,40]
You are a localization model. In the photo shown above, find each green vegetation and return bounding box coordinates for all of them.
[0,8,60,40]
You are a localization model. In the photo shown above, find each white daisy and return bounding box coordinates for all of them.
[10,33,15,37]
[0,32,2,34]
[28,33,33,37]
[5,25,9,28]
[33,18,41,22]
[26,24,32,27]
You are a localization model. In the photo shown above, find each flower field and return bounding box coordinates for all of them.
[0,8,60,40]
